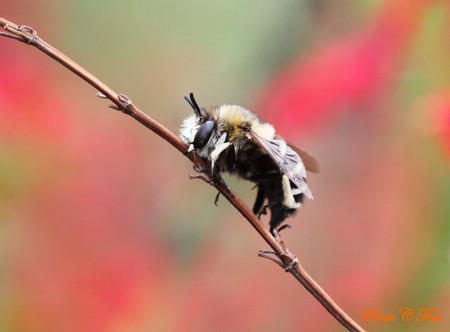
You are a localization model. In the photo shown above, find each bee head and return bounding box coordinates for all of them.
[184,93,217,149]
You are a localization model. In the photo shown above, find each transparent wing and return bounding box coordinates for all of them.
[289,144,319,173]
[248,132,313,200]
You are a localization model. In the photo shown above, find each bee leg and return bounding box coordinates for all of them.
[276,224,292,233]
[269,205,287,236]
[257,205,269,218]
[270,227,291,261]
[222,144,236,171]
[252,185,266,217]
[209,136,231,173]
[214,191,221,206]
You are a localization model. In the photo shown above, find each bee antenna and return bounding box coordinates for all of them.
[184,92,202,117]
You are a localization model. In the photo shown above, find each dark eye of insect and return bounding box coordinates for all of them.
[194,120,216,148]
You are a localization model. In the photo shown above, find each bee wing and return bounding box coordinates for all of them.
[248,132,313,200]
[288,144,319,173]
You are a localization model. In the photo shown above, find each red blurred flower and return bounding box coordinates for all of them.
[256,0,433,138]
[0,44,164,331]
[0,48,70,140]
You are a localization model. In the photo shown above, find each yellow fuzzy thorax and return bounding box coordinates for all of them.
[216,105,275,142]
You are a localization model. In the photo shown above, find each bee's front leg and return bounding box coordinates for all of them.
[189,156,225,188]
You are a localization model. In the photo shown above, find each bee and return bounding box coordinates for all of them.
[180,93,318,235]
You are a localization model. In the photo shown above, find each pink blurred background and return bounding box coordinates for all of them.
[1,1,449,331]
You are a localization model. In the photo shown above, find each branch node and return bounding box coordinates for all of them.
[283,255,300,273]
[259,249,300,272]
[100,93,134,113]
[97,92,120,111]
[17,25,38,44]
[103,92,136,117]
[110,94,134,113]
[117,94,132,108]
[4,22,39,45]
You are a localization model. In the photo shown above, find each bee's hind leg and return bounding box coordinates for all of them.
[214,191,221,206]
[257,205,269,218]
[252,185,267,218]
[273,224,291,235]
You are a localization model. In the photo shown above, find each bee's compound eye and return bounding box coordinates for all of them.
[194,120,215,148]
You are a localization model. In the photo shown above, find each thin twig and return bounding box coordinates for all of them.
[0,18,366,332]
[0,30,25,42]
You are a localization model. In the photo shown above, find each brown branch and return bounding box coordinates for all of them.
[0,18,366,332]
[0,30,25,42]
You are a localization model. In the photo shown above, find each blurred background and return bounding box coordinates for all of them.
[1,0,449,331]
